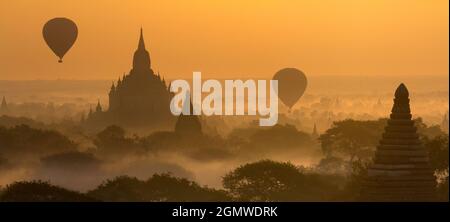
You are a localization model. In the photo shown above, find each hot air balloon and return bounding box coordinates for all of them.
[272,68,307,110]
[43,18,78,63]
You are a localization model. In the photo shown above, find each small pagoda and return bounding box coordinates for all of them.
[175,92,202,137]
[361,83,436,201]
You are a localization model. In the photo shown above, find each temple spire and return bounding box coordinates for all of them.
[96,99,102,112]
[1,96,7,109]
[312,123,318,138]
[175,91,202,135]
[1,96,8,114]
[132,28,151,71]
[181,91,193,115]
[138,28,146,50]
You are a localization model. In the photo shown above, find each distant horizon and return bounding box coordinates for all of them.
[1,75,448,99]
[0,73,448,81]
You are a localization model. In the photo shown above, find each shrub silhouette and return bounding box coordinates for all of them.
[223,160,340,201]
[88,174,231,202]
[41,151,101,171]
[0,181,97,202]
[93,125,143,157]
[0,124,76,158]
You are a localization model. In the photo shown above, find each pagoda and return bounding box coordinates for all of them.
[360,83,436,201]
[175,92,202,136]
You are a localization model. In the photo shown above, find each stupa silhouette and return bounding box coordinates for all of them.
[360,83,436,201]
[175,91,202,136]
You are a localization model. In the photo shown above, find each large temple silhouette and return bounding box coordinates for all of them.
[360,83,436,201]
[85,29,175,130]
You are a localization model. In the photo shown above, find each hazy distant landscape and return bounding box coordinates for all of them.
[1,75,447,126]
[0,75,448,196]
[1,75,448,102]
[0,0,447,202]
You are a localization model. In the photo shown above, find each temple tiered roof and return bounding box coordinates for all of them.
[361,83,436,201]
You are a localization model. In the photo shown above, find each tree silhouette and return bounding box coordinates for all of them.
[415,117,447,139]
[93,125,143,157]
[87,176,146,201]
[0,124,76,158]
[318,119,385,162]
[41,151,101,171]
[88,174,231,202]
[227,124,315,157]
[319,118,447,164]
[223,160,340,201]
[0,181,96,202]
[144,173,230,201]
[424,135,449,172]
[423,135,449,201]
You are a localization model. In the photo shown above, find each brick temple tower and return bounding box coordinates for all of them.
[361,83,436,201]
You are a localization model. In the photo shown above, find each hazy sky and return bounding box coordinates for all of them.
[0,0,448,80]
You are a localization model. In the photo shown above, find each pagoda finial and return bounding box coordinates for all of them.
[391,83,411,118]
[182,91,192,115]
[1,96,6,107]
[175,91,202,135]
[132,28,151,71]
[1,96,8,112]
[395,83,409,99]
[117,77,122,87]
[96,99,102,112]
[138,27,145,50]
[110,81,116,93]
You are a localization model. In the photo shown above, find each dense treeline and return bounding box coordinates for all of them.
[0,158,447,202]
[0,117,448,201]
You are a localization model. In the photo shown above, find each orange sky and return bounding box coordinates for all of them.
[0,0,448,80]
